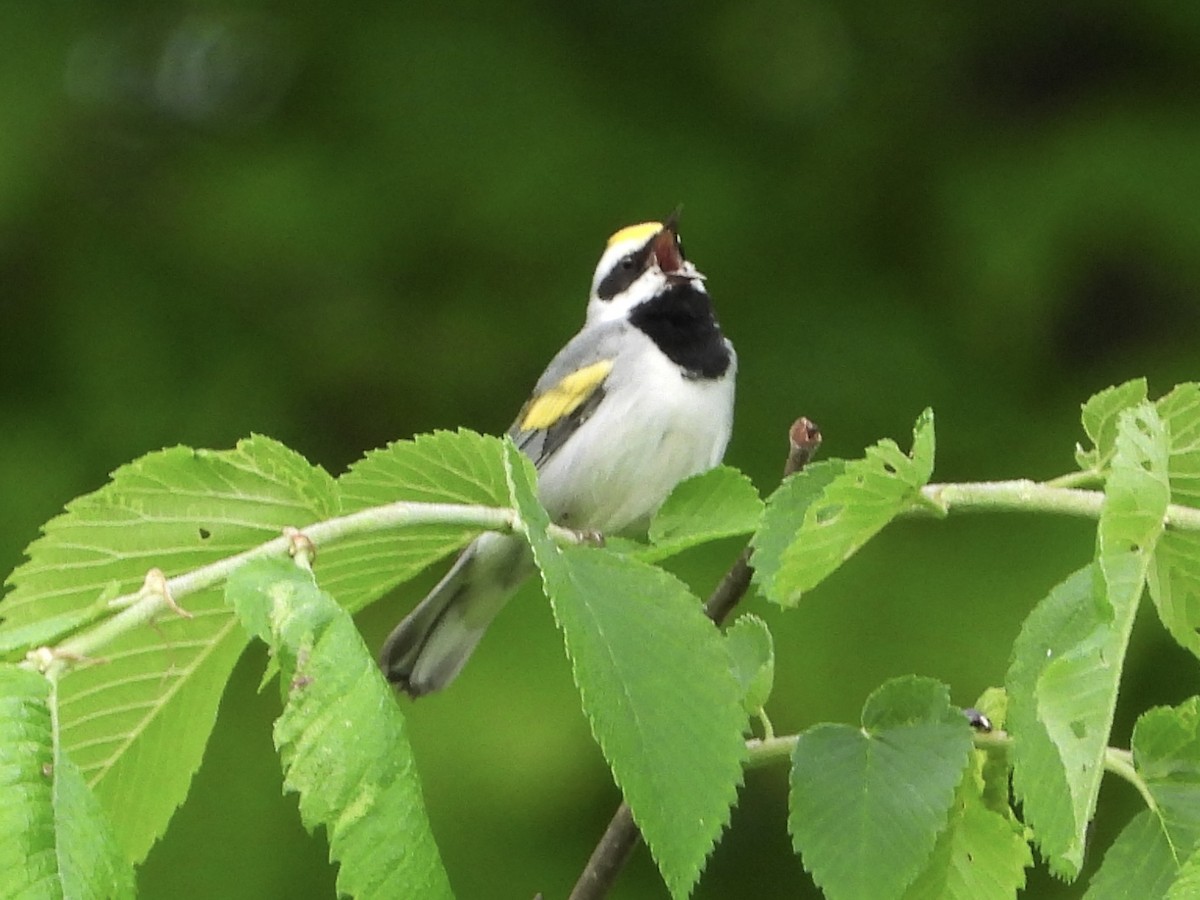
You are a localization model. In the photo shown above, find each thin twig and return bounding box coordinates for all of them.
[21,500,588,680]
[568,805,641,900]
[912,480,1200,530]
[569,418,822,900]
[704,419,821,626]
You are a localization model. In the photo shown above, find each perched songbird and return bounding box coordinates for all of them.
[380,214,736,696]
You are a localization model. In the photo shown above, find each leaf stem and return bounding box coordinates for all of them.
[914,480,1200,531]
[917,482,1103,519]
[1104,747,1157,812]
[744,729,1158,814]
[757,708,776,742]
[744,733,796,769]
[1045,469,1103,489]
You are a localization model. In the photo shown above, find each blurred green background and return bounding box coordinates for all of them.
[3,2,1199,897]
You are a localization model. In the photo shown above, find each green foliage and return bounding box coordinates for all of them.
[788,677,974,900]
[752,409,935,606]
[0,436,338,864]
[327,429,512,612]
[0,428,514,881]
[1086,688,1200,900]
[643,465,763,561]
[225,558,453,899]
[0,666,133,899]
[1166,850,1200,900]
[1007,390,1175,879]
[1148,384,1200,658]
[902,744,1032,900]
[8,5,1200,893]
[3,384,1200,897]
[1006,560,1140,878]
[1099,401,1169,555]
[1133,699,1200,866]
[1085,811,1179,900]
[748,459,844,602]
[1076,378,1149,472]
[724,614,774,716]
[503,440,747,898]
[0,602,111,660]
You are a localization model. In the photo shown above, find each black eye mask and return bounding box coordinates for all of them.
[595,240,655,301]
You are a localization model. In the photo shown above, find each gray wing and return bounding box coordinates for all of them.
[509,320,629,469]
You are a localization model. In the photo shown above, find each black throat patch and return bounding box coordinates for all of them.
[629,282,732,379]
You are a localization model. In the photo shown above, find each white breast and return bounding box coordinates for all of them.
[536,330,736,535]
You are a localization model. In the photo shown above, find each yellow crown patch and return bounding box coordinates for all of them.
[606,221,662,249]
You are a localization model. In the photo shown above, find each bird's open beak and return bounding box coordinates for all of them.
[651,217,685,275]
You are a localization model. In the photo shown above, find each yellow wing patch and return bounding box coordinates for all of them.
[519,360,614,431]
[606,221,661,249]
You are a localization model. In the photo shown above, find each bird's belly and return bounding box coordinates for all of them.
[536,365,734,535]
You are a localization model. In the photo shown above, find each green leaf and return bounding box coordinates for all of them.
[1148,383,1200,658]
[0,666,134,899]
[1009,404,1165,879]
[503,440,746,899]
[226,558,453,899]
[0,601,111,661]
[1166,847,1200,900]
[1133,698,1200,862]
[788,676,973,900]
[750,459,845,602]
[1075,378,1149,471]
[328,428,512,612]
[1006,557,1142,879]
[724,614,774,714]
[754,409,935,606]
[0,436,339,863]
[1100,402,1170,556]
[902,746,1032,900]
[642,466,763,562]
[968,688,1020,824]
[1085,810,1178,900]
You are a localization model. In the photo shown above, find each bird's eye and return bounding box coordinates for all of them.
[596,249,649,300]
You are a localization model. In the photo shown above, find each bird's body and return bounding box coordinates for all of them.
[380,216,736,696]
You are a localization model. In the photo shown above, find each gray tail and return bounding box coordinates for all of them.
[379,535,530,697]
